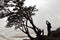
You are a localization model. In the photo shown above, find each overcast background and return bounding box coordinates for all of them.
[0,0,60,37]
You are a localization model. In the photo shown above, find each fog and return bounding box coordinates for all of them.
[24,0,60,34]
[0,0,60,36]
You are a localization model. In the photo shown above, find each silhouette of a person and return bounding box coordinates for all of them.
[46,20,51,36]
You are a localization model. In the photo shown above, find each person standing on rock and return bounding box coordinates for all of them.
[46,20,52,36]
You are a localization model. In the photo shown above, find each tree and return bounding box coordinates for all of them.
[0,0,42,40]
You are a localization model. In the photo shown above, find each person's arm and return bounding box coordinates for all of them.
[46,21,49,25]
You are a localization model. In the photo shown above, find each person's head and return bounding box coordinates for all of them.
[46,20,48,22]
[46,20,50,25]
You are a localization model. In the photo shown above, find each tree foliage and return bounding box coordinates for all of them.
[0,0,41,39]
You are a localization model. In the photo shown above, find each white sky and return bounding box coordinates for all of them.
[0,0,60,35]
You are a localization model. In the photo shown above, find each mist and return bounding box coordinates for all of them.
[0,0,60,35]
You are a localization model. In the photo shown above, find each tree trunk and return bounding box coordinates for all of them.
[28,18,41,37]
[27,32,35,40]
